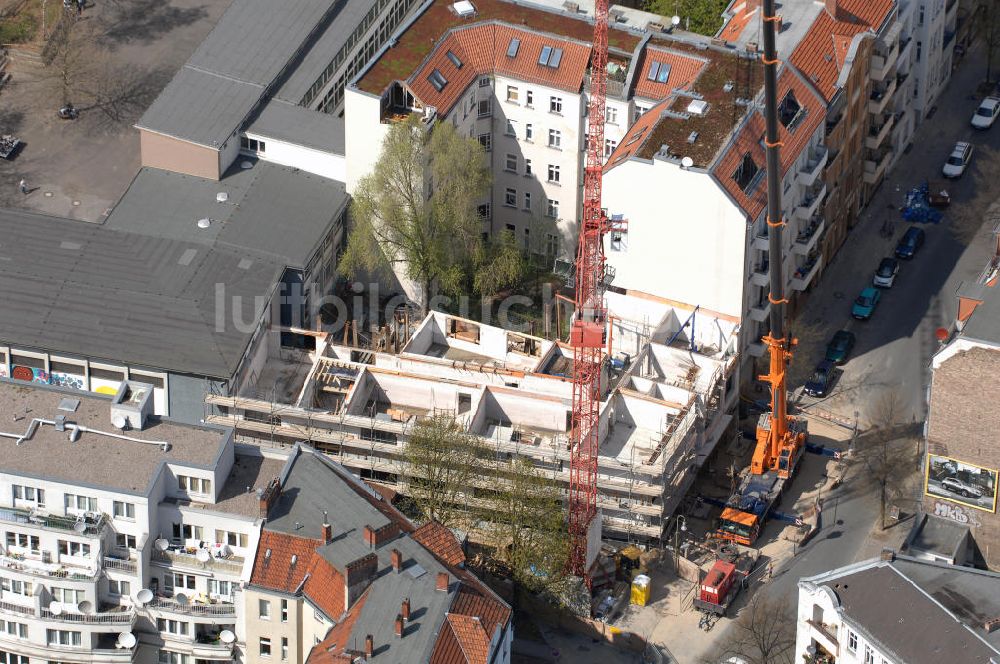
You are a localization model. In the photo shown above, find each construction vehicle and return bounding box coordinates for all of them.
[715,0,807,548]
[566,0,626,579]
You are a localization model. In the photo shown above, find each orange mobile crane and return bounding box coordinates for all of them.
[716,0,807,548]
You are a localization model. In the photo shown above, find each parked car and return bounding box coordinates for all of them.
[971,96,1000,129]
[895,226,925,259]
[873,257,899,288]
[803,361,835,397]
[942,141,973,178]
[852,287,881,320]
[941,477,984,499]
[825,330,856,364]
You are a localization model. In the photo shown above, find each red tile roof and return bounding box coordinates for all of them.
[789,0,893,101]
[449,581,511,639]
[358,0,639,97]
[303,553,347,620]
[429,617,465,664]
[250,531,319,593]
[632,47,709,103]
[718,0,759,42]
[412,521,466,567]
[305,590,370,664]
[713,67,826,218]
[445,614,491,664]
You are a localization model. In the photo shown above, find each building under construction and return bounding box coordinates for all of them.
[205,301,738,543]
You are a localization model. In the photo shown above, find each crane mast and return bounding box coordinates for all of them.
[567,0,612,578]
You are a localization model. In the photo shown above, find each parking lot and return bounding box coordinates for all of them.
[0,0,232,220]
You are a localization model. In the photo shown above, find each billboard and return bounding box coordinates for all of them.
[925,454,998,513]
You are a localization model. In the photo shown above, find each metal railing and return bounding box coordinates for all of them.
[40,608,135,625]
[102,555,137,574]
[0,507,105,536]
[0,554,97,581]
[151,548,244,575]
[148,597,237,617]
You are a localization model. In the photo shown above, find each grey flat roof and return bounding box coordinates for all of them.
[0,382,225,494]
[906,514,969,559]
[808,557,1000,662]
[721,0,822,58]
[179,454,288,518]
[961,285,1000,345]
[246,99,345,155]
[0,163,346,378]
[136,0,339,147]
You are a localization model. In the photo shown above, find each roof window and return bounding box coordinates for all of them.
[428,69,448,92]
[779,90,803,129]
[507,38,520,58]
[446,50,463,69]
[538,45,564,68]
[733,152,760,193]
[647,61,670,83]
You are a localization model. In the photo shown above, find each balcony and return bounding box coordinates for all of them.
[806,619,840,657]
[0,506,106,537]
[152,547,245,576]
[103,554,138,574]
[791,255,822,290]
[747,337,767,357]
[793,217,825,256]
[750,260,770,287]
[193,639,236,660]
[870,44,899,81]
[868,78,897,115]
[864,149,893,184]
[40,606,136,625]
[796,145,828,187]
[0,552,98,581]
[866,115,894,149]
[749,299,771,322]
[825,112,844,137]
[148,596,238,618]
[794,183,827,221]
[752,228,769,252]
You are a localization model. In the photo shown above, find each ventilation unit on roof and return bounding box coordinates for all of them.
[452,0,476,16]
[110,381,154,431]
[656,144,670,158]
[216,192,229,203]
[687,99,709,115]
[723,81,735,92]
[687,131,699,144]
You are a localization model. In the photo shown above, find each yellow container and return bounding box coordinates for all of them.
[630,574,651,606]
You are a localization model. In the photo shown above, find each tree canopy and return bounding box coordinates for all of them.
[643,0,729,36]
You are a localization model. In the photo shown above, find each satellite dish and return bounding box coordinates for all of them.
[116,632,137,649]
[240,161,253,169]
[111,414,128,429]
[135,589,153,605]
[49,602,63,616]
[154,538,170,551]
[681,156,694,169]
[671,14,681,26]
[220,630,236,644]
[196,549,211,563]
[73,520,87,533]
[174,593,188,606]
[78,600,94,614]
[197,218,211,229]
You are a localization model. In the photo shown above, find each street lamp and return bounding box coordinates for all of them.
[673,515,687,572]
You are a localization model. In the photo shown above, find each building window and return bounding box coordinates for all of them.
[12,485,44,507]
[446,50,463,68]
[172,523,203,543]
[58,541,91,558]
[157,619,189,636]
[848,630,858,652]
[478,134,492,152]
[916,41,922,60]
[0,652,28,664]
[158,653,190,664]
[477,99,491,117]
[505,223,516,233]
[505,188,517,206]
[109,579,131,596]
[549,96,562,113]
[427,69,448,92]
[177,475,211,495]
[545,233,560,256]
[478,203,492,220]
[548,129,561,148]
[864,645,875,664]
[604,139,618,157]
[506,86,519,103]
[525,123,534,141]
[505,119,516,136]
[214,530,249,548]
[524,158,532,175]
[207,579,232,599]
[606,107,618,124]
[46,630,82,647]
[281,599,289,622]
[526,90,534,107]
[63,494,97,514]
[505,154,518,172]
[51,588,83,604]
[240,136,266,154]
[546,199,559,218]
[479,76,490,87]
[523,192,532,210]
[260,637,272,657]
[0,579,31,597]
[547,164,560,183]
[778,89,803,129]
[634,105,649,122]
[733,152,760,192]
[918,4,924,24]
[6,533,39,553]
[165,572,196,591]
[259,599,271,620]
[0,620,27,639]
[116,533,137,549]
[281,637,289,660]
[112,501,135,520]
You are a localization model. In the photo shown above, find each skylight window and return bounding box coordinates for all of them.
[428,69,448,92]
[549,48,563,68]
[648,61,659,80]
[507,38,520,58]
[733,152,760,193]
[656,62,670,83]
[778,90,803,129]
[538,45,563,68]
[539,45,553,65]
[446,50,463,68]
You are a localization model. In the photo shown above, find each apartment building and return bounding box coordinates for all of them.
[0,379,284,664]
[796,552,1000,663]
[244,444,512,664]
[0,163,348,424]
[204,305,737,550]
[345,0,648,259]
[911,0,957,119]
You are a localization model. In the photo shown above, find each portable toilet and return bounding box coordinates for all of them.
[630,574,651,606]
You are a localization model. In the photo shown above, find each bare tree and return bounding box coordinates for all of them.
[856,390,917,530]
[708,594,796,664]
[981,0,1000,83]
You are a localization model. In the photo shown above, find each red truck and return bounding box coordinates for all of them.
[693,556,753,616]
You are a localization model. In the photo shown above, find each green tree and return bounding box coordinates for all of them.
[643,0,729,37]
[404,414,488,528]
[488,457,568,592]
[340,115,490,314]
[473,230,528,298]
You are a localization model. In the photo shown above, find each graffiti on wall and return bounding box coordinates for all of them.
[0,364,7,378]
[50,372,85,390]
[932,500,983,528]
[11,366,49,384]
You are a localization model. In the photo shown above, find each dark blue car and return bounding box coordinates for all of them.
[803,361,835,398]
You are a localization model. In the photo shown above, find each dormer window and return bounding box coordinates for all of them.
[428,69,448,92]
[779,90,803,129]
[733,152,760,193]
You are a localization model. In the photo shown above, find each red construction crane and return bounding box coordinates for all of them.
[567,0,619,579]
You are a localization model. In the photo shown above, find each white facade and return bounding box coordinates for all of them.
[912,0,951,118]
[796,580,896,664]
[240,133,346,182]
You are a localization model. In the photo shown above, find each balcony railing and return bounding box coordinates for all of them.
[792,255,822,290]
[40,607,135,625]
[864,150,893,184]
[794,217,825,256]
[749,299,771,322]
[750,261,769,287]
[825,113,844,136]
[192,639,236,659]
[866,115,894,149]
[0,507,105,536]
[868,78,897,114]
[152,548,245,576]
[102,555,137,574]
[0,553,98,581]
[871,44,899,81]
[797,145,828,186]
[148,596,238,617]
[794,183,827,221]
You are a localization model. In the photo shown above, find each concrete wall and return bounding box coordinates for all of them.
[139,130,221,180]
[345,90,389,195]
[242,134,347,182]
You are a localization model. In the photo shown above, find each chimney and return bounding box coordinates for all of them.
[363,525,376,548]
[391,548,403,572]
[322,522,332,544]
[880,548,895,562]
[365,634,374,659]
[436,572,449,592]
[258,477,281,520]
[394,614,404,637]
[824,0,839,18]
[401,597,411,621]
